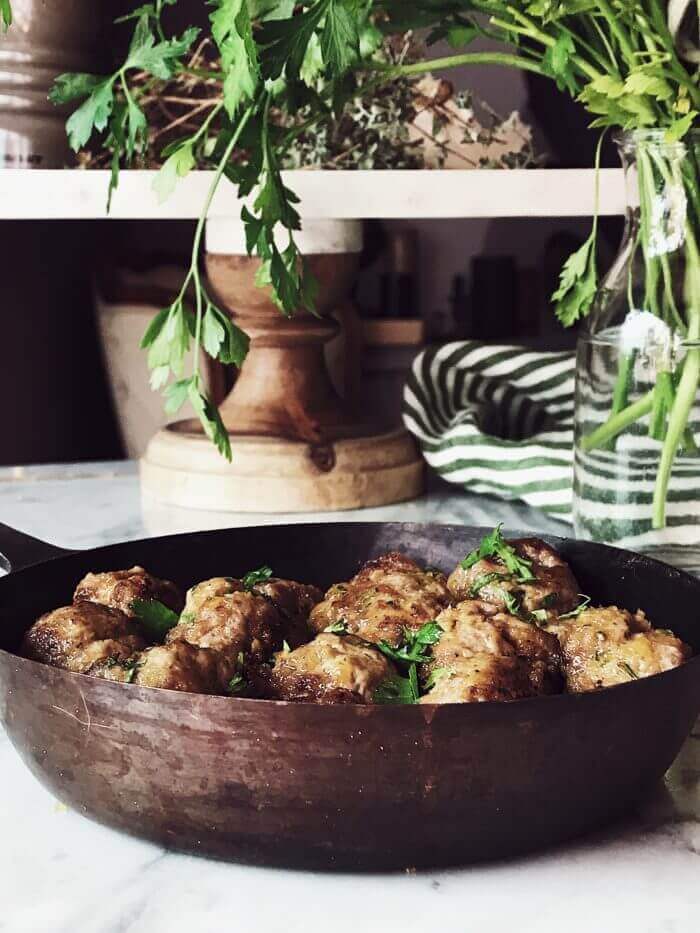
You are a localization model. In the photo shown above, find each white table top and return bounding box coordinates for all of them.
[0,461,698,933]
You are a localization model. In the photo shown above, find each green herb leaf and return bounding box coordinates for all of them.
[324,620,348,634]
[211,0,260,117]
[64,78,115,151]
[227,673,248,694]
[373,663,420,705]
[130,598,180,639]
[551,231,597,327]
[152,142,196,203]
[164,377,194,414]
[557,595,591,620]
[242,565,274,589]
[49,72,107,105]
[1,0,12,30]
[467,571,510,598]
[320,0,360,79]
[187,382,232,461]
[125,18,200,79]
[665,112,699,143]
[258,0,331,81]
[377,621,443,666]
[202,301,250,366]
[542,33,577,94]
[460,525,535,582]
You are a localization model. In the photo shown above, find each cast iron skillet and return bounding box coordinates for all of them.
[0,520,699,871]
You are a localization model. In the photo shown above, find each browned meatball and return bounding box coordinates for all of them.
[22,602,147,674]
[448,537,580,621]
[309,552,452,648]
[74,566,183,618]
[419,654,541,704]
[432,599,563,694]
[90,642,226,694]
[252,578,323,646]
[183,577,242,616]
[547,606,692,693]
[262,633,396,704]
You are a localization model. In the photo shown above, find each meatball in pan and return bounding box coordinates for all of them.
[260,633,397,704]
[74,566,184,618]
[309,552,451,648]
[22,602,147,674]
[448,535,580,622]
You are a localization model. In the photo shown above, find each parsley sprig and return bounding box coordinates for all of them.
[376,621,443,665]
[460,525,535,583]
[557,595,592,620]
[241,564,274,590]
[130,598,180,639]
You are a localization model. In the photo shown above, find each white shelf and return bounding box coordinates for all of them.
[0,168,625,220]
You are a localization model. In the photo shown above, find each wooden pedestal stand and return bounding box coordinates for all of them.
[141,219,424,512]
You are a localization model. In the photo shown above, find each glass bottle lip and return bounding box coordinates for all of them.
[614,127,699,155]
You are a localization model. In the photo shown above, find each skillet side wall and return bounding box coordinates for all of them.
[0,523,699,869]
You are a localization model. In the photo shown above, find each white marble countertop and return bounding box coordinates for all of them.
[0,461,698,933]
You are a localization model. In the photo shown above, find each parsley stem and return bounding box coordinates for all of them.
[580,390,655,452]
[380,51,547,80]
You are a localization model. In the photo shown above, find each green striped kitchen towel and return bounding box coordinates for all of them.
[402,341,575,522]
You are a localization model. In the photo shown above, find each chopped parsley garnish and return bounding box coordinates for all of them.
[460,525,536,582]
[424,667,448,691]
[528,608,549,625]
[467,571,510,598]
[227,674,247,695]
[558,595,592,620]
[241,565,274,590]
[501,590,522,616]
[377,621,443,666]
[130,598,180,639]
[374,664,420,705]
[324,620,348,634]
[618,661,639,680]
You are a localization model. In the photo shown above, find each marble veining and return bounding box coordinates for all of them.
[0,461,697,933]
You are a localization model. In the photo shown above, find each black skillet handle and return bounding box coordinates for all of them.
[0,523,70,574]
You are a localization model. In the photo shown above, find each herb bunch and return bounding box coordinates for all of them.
[4,1,699,487]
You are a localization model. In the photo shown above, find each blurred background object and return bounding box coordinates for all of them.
[0,10,623,466]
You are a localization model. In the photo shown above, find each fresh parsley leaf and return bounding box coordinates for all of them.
[324,620,348,634]
[242,565,274,589]
[460,525,535,583]
[320,0,361,79]
[202,301,250,366]
[153,142,196,203]
[187,382,232,461]
[49,73,107,105]
[528,608,549,625]
[468,571,510,598]
[1,0,11,29]
[552,231,597,326]
[542,33,577,94]
[377,621,443,666]
[665,112,699,143]
[125,18,200,79]
[227,673,248,694]
[211,0,260,117]
[501,590,522,616]
[64,78,115,151]
[163,377,194,415]
[130,598,180,639]
[373,664,420,705]
[258,0,330,81]
[557,595,591,620]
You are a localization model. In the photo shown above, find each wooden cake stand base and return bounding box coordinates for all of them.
[140,219,424,513]
[141,424,423,513]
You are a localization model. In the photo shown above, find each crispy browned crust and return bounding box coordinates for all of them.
[309,551,452,647]
[260,633,396,704]
[447,536,580,621]
[547,605,693,693]
[74,566,184,617]
[89,641,227,694]
[23,602,147,673]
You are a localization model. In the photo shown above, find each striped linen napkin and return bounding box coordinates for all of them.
[402,341,575,523]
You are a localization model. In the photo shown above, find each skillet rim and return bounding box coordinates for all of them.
[1,520,698,710]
